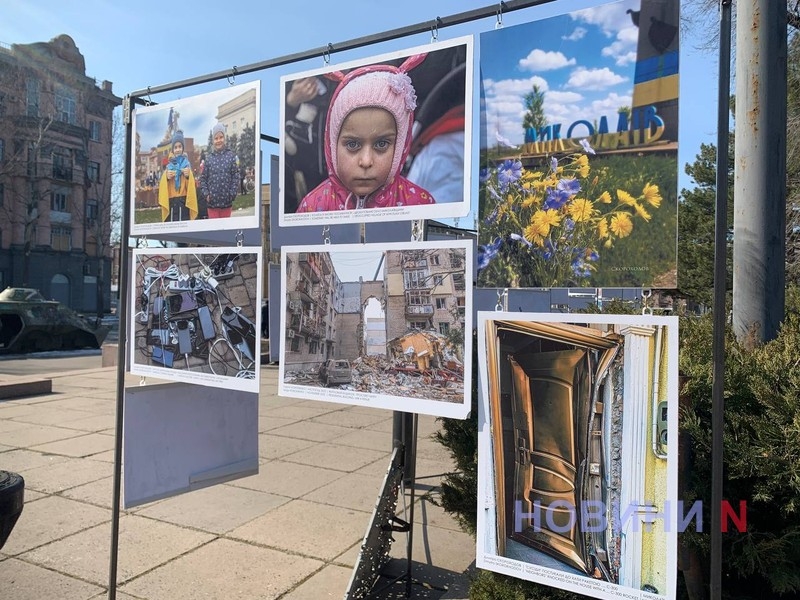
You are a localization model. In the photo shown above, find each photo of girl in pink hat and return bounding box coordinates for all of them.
[296,55,435,212]
[280,38,473,227]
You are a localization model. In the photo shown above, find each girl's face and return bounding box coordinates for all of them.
[213,132,226,151]
[335,107,396,197]
[172,142,184,155]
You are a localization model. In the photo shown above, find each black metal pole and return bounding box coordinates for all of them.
[107,97,134,600]
[711,2,732,599]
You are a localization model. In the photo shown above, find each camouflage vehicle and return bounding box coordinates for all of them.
[0,288,108,354]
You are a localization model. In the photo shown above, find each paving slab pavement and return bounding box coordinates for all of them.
[0,365,473,599]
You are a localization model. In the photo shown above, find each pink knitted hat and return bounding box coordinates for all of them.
[324,54,427,188]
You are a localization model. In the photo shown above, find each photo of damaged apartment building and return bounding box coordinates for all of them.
[283,247,467,401]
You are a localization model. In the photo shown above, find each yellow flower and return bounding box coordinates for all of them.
[523,224,545,246]
[522,170,543,182]
[597,218,609,239]
[610,213,633,238]
[633,202,652,222]
[642,182,662,208]
[568,198,594,222]
[575,154,590,178]
[617,189,637,206]
[522,193,540,208]
[597,191,612,204]
[525,209,561,240]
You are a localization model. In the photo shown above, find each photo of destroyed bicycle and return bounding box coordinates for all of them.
[279,240,472,419]
[130,247,261,393]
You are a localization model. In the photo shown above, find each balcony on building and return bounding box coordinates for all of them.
[406,304,434,316]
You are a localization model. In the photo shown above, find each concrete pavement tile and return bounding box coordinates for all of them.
[86,449,116,463]
[228,460,340,498]
[283,443,387,473]
[303,472,387,513]
[263,404,338,420]
[39,398,115,414]
[356,456,399,478]
[0,557,104,600]
[0,448,70,472]
[414,497,466,533]
[8,407,94,428]
[0,419,38,434]
[269,421,352,443]
[22,456,114,493]
[0,443,14,452]
[89,592,140,600]
[59,413,117,432]
[369,417,395,433]
[0,403,40,419]
[258,414,298,432]
[22,489,46,503]
[119,538,323,600]
[258,434,316,460]
[293,399,350,410]
[0,495,110,555]
[21,514,215,586]
[412,457,456,482]
[334,429,393,452]
[135,484,289,534]
[30,432,115,458]
[334,540,363,567]
[0,424,83,448]
[228,499,368,561]
[416,437,455,464]
[281,563,353,599]
[387,521,475,575]
[310,410,389,429]
[59,476,121,509]
[346,405,394,417]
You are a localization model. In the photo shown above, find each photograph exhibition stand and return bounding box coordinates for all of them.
[107,0,732,598]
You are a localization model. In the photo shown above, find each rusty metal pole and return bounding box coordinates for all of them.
[732,0,787,345]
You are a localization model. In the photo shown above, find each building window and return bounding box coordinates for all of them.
[309,340,318,354]
[407,290,428,305]
[409,321,427,330]
[86,199,98,224]
[87,161,100,183]
[50,226,72,251]
[452,273,466,291]
[430,254,440,266]
[55,86,77,125]
[435,298,447,310]
[439,322,450,336]
[450,251,464,269]
[290,336,300,352]
[51,189,69,213]
[433,274,444,286]
[404,268,429,289]
[89,121,101,142]
[26,78,40,117]
[53,149,73,181]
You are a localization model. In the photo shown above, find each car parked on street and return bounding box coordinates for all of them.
[319,359,352,386]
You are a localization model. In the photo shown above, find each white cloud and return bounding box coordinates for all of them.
[519,49,576,72]
[562,27,587,41]
[571,0,640,37]
[601,25,639,65]
[566,67,627,91]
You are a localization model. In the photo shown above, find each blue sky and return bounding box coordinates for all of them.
[481,0,641,146]
[0,0,718,192]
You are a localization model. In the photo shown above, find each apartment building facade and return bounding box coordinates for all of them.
[0,35,121,311]
[384,247,467,343]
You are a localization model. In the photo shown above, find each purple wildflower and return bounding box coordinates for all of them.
[479,167,491,183]
[557,178,581,195]
[579,138,596,155]
[497,159,523,191]
[550,156,558,172]
[544,187,572,210]
[477,237,503,270]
